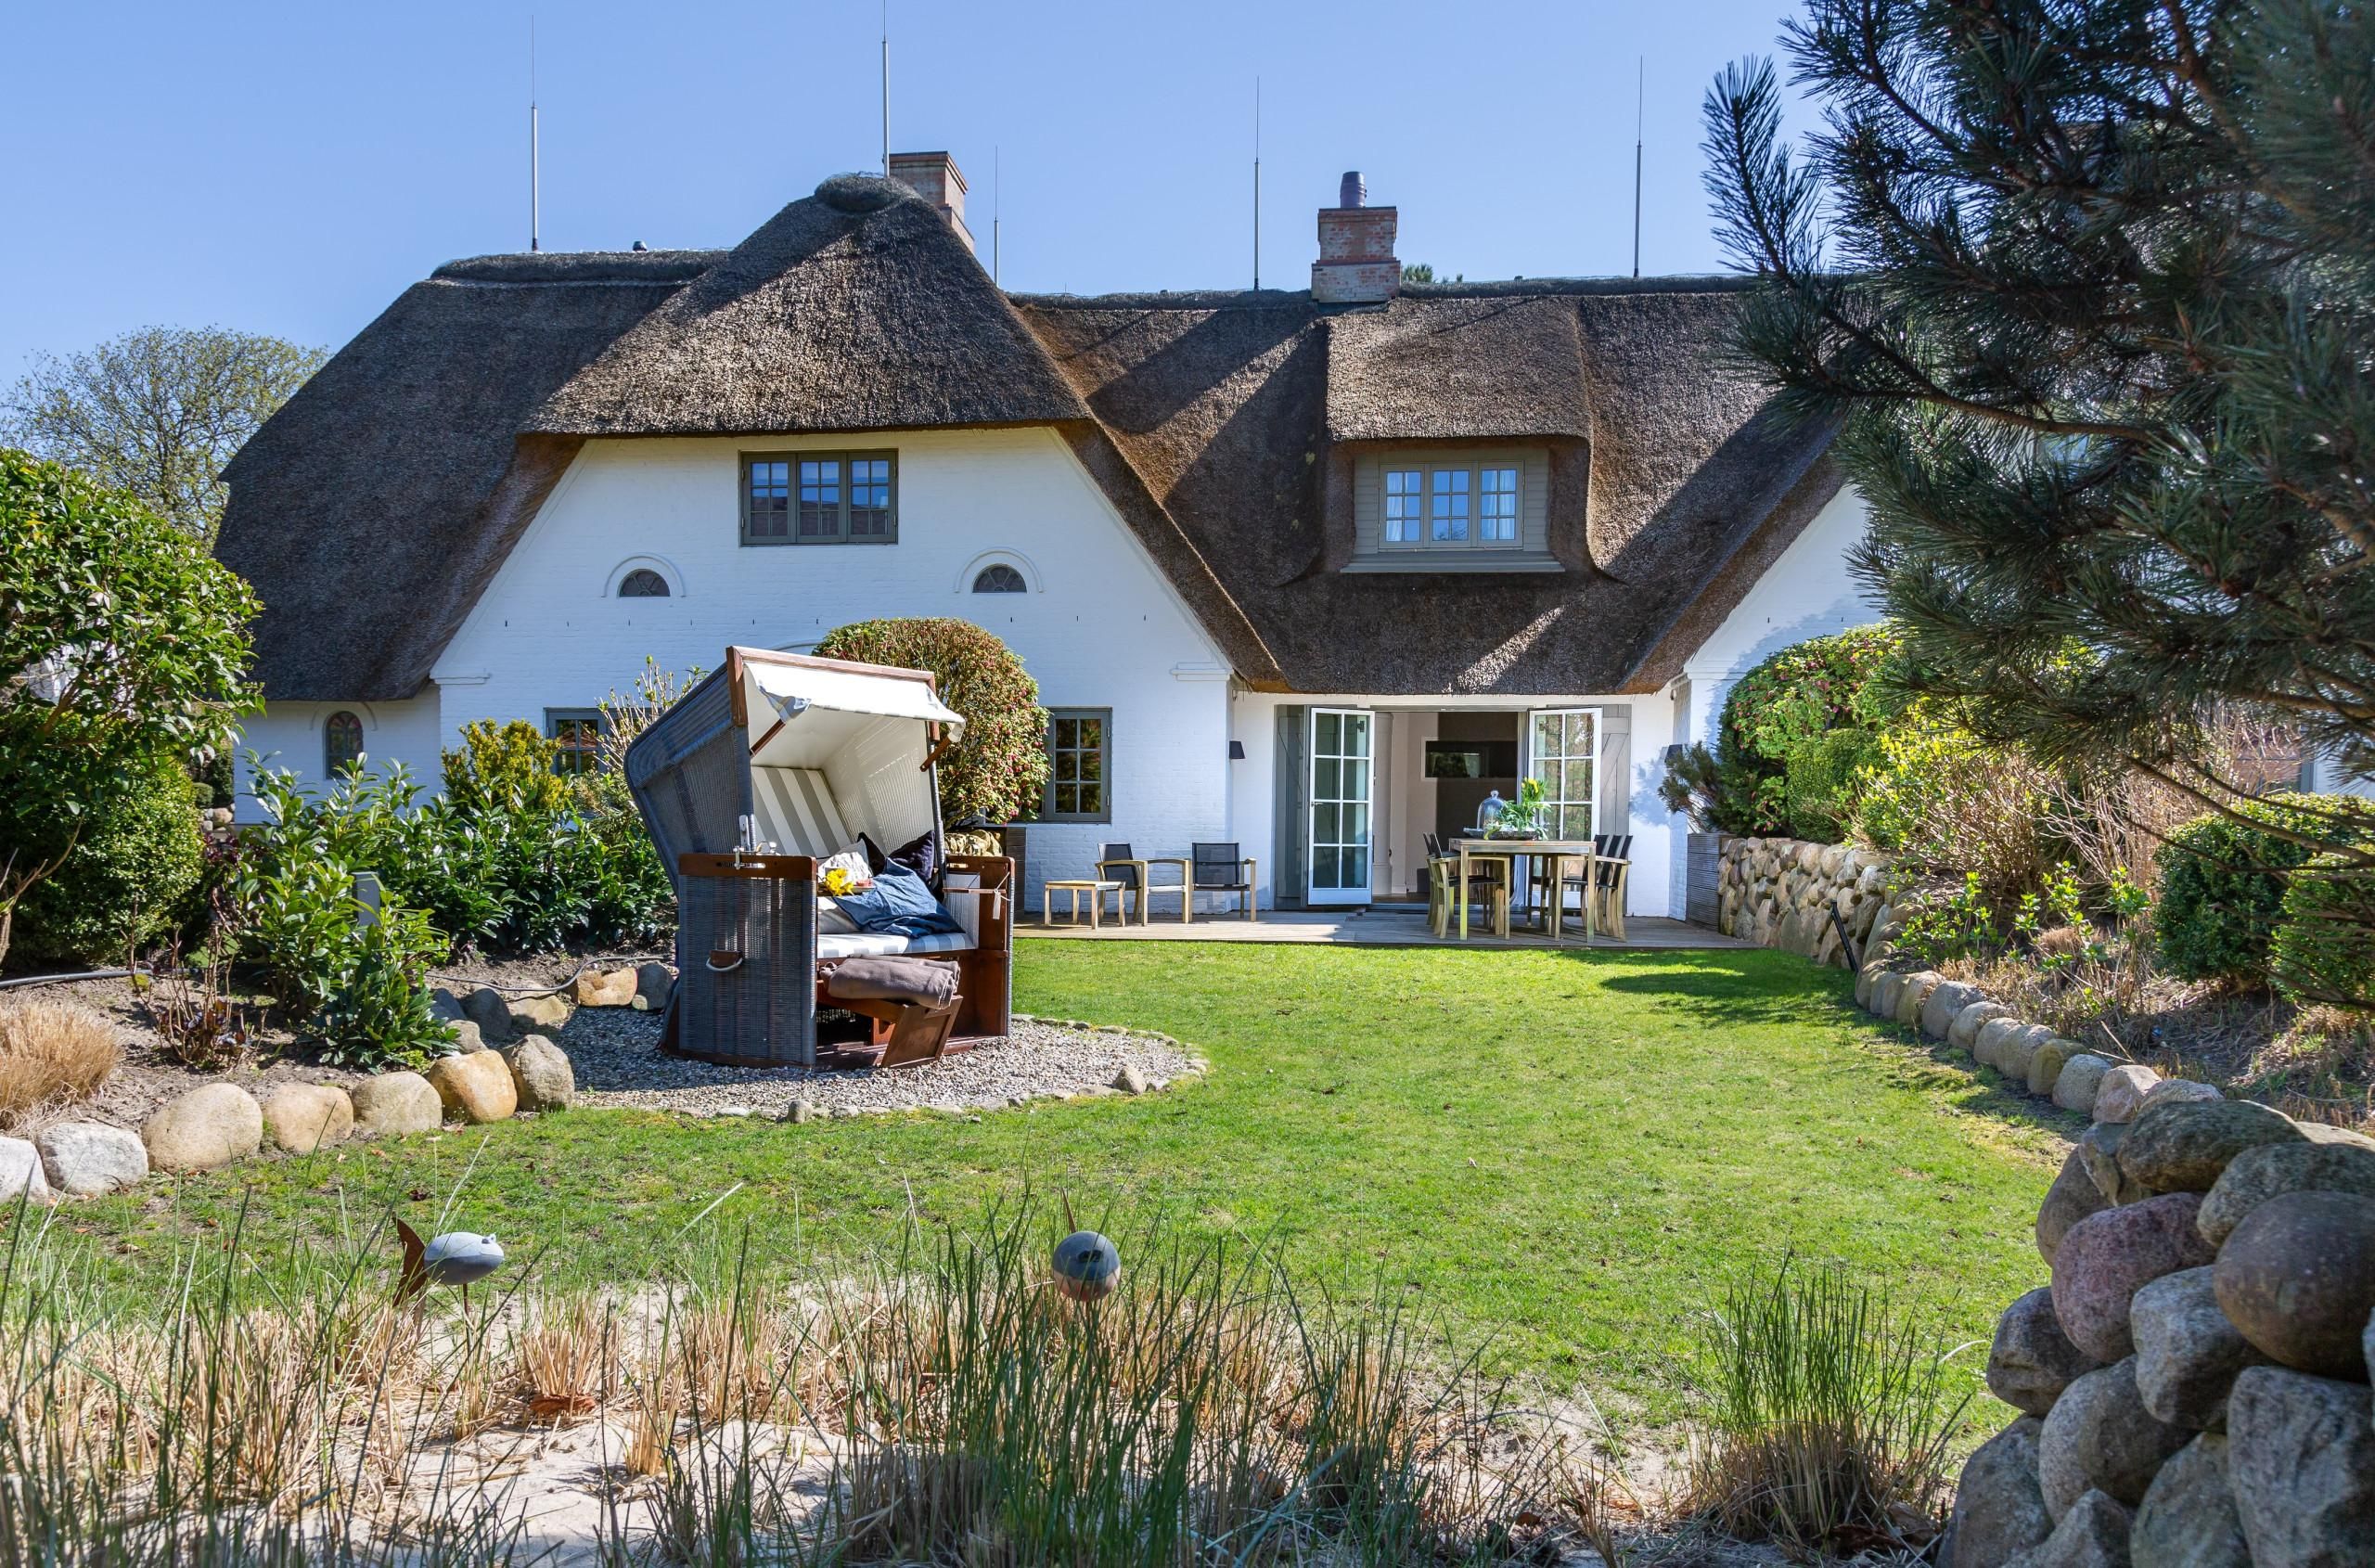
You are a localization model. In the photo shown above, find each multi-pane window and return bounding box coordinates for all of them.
[972,563,1027,593]
[1528,709,1598,841]
[546,709,603,777]
[618,568,671,597]
[1383,469,1423,544]
[324,711,365,778]
[742,451,897,544]
[1377,460,1522,550]
[1043,709,1110,823]
[1479,466,1519,543]
[1429,469,1470,542]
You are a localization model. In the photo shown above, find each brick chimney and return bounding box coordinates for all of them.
[1312,171,1397,304]
[887,151,974,253]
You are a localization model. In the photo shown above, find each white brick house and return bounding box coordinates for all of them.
[218,156,1878,919]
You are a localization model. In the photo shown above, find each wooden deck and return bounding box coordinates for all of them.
[1023,906,1751,949]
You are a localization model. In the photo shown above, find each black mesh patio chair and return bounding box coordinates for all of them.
[1095,842,1145,923]
[1191,842,1259,921]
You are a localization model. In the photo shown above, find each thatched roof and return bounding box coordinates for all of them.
[222,175,1838,702]
[527,178,1086,437]
[1014,278,1842,695]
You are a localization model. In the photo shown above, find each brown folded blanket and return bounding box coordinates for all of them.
[826,957,959,1009]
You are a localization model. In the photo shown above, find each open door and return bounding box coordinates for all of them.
[1307,708,1374,907]
[1524,708,1600,840]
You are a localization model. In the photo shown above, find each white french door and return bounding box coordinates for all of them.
[1307,708,1374,906]
[1525,708,1599,842]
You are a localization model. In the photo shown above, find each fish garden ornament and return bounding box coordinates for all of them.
[395,1218,507,1303]
[1051,1229,1121,1304]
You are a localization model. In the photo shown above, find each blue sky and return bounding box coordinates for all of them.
[0,1,1811,376]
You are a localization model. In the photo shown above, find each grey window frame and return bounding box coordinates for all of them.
[617,567,672,597]
[324,710,365,777]
[971,563,1028,593]
[739,449,898,546]
[545,707,604,776]
[1042,707,1113,824]
[1378,457,1522,551]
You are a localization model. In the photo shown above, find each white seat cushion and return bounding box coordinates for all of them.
[816,930,976,960]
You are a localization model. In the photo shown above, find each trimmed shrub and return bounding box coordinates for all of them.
[813,618,1049,826]
[1782,726,1880,843]
[2153,796,2325,985]
[1698,624,1905,837]
[2271,857,2375,1009]
[441,720,571,815]
[10,758,204,965]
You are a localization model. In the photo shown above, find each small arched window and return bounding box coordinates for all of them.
[324,711,365,777]
[971,563,1027,594]
[618,568,672,598]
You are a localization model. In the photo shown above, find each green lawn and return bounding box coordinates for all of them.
[56,942,2071,1417]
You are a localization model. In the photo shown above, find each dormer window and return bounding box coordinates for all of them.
[1353,448,1555,572]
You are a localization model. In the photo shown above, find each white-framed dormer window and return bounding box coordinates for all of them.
[1353,447,1555,572]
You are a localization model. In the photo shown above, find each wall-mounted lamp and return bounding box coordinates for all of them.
[1227,740,1246,761]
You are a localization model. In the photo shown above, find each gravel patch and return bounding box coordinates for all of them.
[565,1009,1202,1119]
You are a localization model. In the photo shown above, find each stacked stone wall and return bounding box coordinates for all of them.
[1714,835,1893,969]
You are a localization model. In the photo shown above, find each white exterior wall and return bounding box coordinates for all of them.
[1663,484,1883,910]
[237,427,1235,905]
[235,696,444,805]
[1229,690,1678,917]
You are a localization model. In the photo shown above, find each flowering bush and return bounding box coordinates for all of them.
[1665,625,1905,838]
[814,618,1049,825]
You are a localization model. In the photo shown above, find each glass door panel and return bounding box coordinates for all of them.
[1308,708,1374,906]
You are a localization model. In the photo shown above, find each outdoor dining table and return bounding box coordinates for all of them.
[1451,838,1598,943]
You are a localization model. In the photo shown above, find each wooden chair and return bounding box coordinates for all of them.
[1190,842,1258,920]
[1095,842,1148,923]
[1428,832,1508,938]
[1560,834,1631,941]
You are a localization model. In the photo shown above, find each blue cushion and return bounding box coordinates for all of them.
[832,865,961,938]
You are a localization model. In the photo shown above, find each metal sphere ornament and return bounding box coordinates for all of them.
[1051,1229,1121,1304]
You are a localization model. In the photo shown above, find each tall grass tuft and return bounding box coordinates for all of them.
[0,999,119,1125]
[1684,1257,1974,1557]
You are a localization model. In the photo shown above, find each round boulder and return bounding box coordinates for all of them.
[1951,999,2015,1053]
[507,991,571,1034]
[2012,1488,2135,1568]
[0,1137,55,1205]
[499,1035,575,1112]
[2052,1192,2216,1363]
[261,1084,354,1154]
[2051,1054,2114,1116]
[2130,1433,2251,1568]
[35,1120,148,1198]
[2039,1357,2194,1516]
[2118,1099,2303,1196]
[2141,1077,2223,1113]
[460,985,518,1043]
[1921,980,1985,1040]
[1896,970,1944,1027]
[2132,1266,2270,1430]
[1989,1286,2105,1417]
[573,967,639,1007]
[2000,1024,2056,1086]
[1977,1015,2031,1072]
[1872,970,1909,1022]
[2079,1122,2151,1207]
[349,1072,443,1137]
[2212,1189,2375,1381]
[2029,1038,2077,1099]
[2197,1139,2375,1249]
[424,1051,518,1125]
[2095,1065,2162,1125]
[633,960,676,1011]
[2039,1145,2116,1267]
[2225,1365,2375,1566]
[1942,1416,2054,1568]
[142,1083,263,1173]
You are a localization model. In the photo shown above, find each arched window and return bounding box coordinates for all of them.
[324,711,365,777]
[618,568,671,598]
[971,563,1027,594]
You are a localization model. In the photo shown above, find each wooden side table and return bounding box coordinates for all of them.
[1043,879,1124,928]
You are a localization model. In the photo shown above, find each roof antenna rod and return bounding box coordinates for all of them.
[1252,76,1261,292]
[879,0,890,177]
[993,145,1001,285]
[529,16,541,252]
[1631,55,1643,279]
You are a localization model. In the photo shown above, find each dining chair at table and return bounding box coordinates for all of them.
[1437,834,1511,939]
[1560,834,1631,942]
[1189,842,1259,920]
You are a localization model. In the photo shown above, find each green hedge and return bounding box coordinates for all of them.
[2271,855,2375,1009]
[1705,625,1904,839]
[11,758,203,965]
[2154,793,2371,990]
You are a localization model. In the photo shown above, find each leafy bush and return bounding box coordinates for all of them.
[2154,796,2326,986]
[0,450,255,965]
[441,719,571,816]
[9,757,204,965]
[1688,625,1905,838]
[312,905,447,1069]
[1783,727,1880,844]
[814,618,1049,825]
[1854,700,2056,903]
[2267,799,2375,1009]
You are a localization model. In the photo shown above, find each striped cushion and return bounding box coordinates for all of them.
[751,767,852,855]
[816,930,976,960]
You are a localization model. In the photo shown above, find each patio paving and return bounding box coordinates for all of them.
[1024,904,1752,949]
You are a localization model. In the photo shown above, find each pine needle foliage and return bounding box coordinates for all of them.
[1701,0,2375,863]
